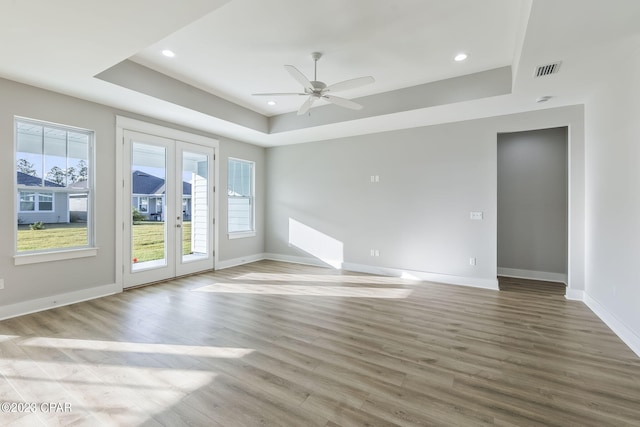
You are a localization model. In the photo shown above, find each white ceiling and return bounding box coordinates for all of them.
[1,0,639,147]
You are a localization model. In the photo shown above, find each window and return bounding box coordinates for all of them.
[18,191,53,212]
[228,158,254,235]
[139,196,149,213]
[15,117,94,255]
[19,192,35,211]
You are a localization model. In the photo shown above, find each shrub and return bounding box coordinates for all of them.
[29,221,45,230]
[132,208,146,224]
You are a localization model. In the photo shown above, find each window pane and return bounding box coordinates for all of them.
[228,159,253,197]
[227,158,254,234]
[15,118,93,253]
[16,122,43,187]
[183,151,209,261]
[68,133,89,188]
[131,142,167,268]
[44,127,67,187]
[228,198,251,232]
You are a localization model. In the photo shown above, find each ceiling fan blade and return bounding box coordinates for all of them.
[322,95,363,110]
[252,92,307,96]
[285,65,313,92]
[326,76,375,93]
[297,96,316,115]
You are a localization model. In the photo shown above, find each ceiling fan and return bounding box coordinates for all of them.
[252,52,375,115]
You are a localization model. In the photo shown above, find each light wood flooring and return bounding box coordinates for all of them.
[1,260,639,426]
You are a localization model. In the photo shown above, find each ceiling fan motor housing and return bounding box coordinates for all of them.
[310,81,327,94]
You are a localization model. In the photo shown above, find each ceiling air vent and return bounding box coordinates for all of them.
[534,62,562,77]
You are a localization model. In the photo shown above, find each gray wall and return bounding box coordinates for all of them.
[0,77,264,309]
[497,127,568,276]
[0,79,117,305]
[218,138,265,262]
[265,106,584,288]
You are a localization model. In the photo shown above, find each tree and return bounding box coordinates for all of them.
[47,166,66,185]
[76,160,88,182]
[66,166,78,184]
[17,159,37,176]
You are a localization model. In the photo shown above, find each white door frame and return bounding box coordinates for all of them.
[115,116,219,290]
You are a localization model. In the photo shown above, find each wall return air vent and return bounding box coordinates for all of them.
[534,62,562,77]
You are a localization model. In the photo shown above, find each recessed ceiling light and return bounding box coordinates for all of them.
[454,53,468,62]
[267,101,277,106]
[162,49,175,58]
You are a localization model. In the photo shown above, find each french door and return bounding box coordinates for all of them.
[123,130,215,288]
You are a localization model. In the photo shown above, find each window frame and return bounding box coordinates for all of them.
[227,157,255,239]
[14,116,97,264]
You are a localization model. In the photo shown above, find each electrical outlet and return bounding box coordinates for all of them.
[469,257,477,266]
[470,211,483,220]
[370,249,380,257]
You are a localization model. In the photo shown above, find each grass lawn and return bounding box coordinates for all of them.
[17,223,88,252]
[132,221,192,263]
[17,222,192,262]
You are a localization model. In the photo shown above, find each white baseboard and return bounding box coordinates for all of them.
[565,288,584,301]
[498,267,567,283]
[342,262,499,290]
[0,283,121,322]
[249,254,500,290]
[583,293,640,358]
[216,253,266,270]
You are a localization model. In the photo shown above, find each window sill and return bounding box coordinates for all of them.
[228,231,256,240]
[14,247,98,266]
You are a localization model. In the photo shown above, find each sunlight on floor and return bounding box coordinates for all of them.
[1,336,254,425]
[20,337,254,358]
[235,272,420,285]
[2,358,217,425]
[192,282,413,298]
[0,334,19,342]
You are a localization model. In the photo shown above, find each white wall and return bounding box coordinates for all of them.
[584,37,640,354]
[265,106,584,291]
[0,78,264,317]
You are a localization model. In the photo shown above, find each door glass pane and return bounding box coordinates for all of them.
[182,151,208,263]
[132,142,167,270]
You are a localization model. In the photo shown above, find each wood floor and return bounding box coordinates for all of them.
[1,261,639,426]
[497,276,567,296]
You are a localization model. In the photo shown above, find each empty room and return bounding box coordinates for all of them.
[1,0,639,425]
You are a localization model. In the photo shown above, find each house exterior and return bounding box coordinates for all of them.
[17,171,90,225]
[131,170,192,221]
[17,171,68,224]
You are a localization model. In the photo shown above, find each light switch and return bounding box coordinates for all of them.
[470,211,483,220]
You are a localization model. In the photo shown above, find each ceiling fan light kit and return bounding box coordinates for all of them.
[253,52,375,115]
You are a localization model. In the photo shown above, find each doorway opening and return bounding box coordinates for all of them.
[497,127,568,295]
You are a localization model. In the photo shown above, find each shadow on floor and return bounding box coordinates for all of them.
[498,276,566,296]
